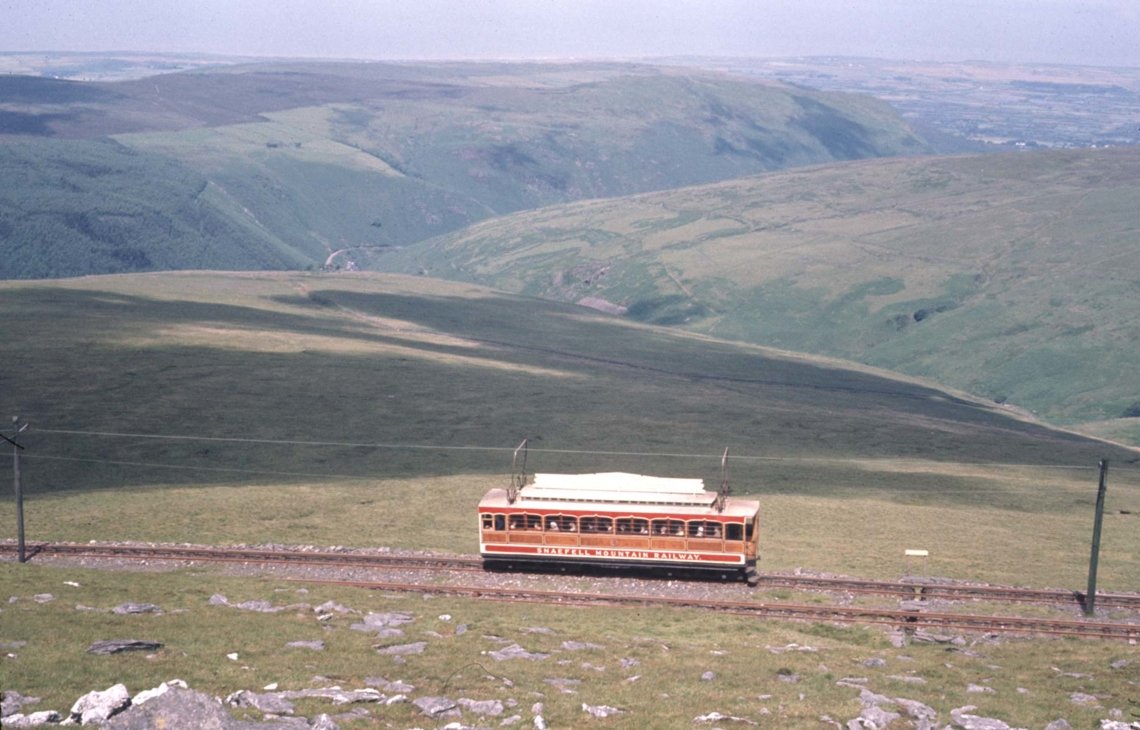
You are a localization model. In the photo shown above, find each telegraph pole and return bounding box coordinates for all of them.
[5,416,29,563]
[1084,459,1108,616]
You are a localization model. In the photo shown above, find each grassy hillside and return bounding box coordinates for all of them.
[0,61,930,278]
[374,147,1140,432]
[1,272,1137,592]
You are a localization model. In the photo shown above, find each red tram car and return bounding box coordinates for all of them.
[478,446,760,585]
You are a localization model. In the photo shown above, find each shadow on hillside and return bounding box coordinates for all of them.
[2,286,1130,505]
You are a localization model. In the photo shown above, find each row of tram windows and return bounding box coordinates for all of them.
[483,514,746,541]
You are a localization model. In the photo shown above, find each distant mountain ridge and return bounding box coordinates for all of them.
[0,61,930,278]
[372,146,1140,434]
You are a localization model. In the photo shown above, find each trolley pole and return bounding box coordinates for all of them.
[7,416,29,563]
[1084,459,1108,616]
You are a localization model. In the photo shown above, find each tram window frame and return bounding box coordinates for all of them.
[580,516,612,534]
[725,523,743,541]
[481,514,494,530]
[652,519,684,536]
[617,517,649,535]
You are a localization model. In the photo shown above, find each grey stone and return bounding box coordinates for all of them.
[310,714,339,730]
[226,690,296,715]
[132,680,188,706]
[377,641,426,656]
[69,684,130,725]
[1110,659,1131,670]
[3,690,41,718]
[701,671,717,681]
[949,705,1012,730]
[488,643,548,661]
[1043,720,1072,730]
[582,703,624,719]
[2,710,63,727]
[967,684,995,694]
[112,602,161,615]
[313,600,353,615]
[1071,692,1100,705]
[560,640,603,651]
[863,657,887,668]
[103,687,298,729]
[87,639,163,655]
[285,640,325,651]
[413,696,459,718]
[277,688,383,705]
[32,594,54,604]
[695,711,758,725]
[458,698,505,716]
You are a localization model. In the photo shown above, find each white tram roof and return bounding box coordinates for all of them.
[524,472,715,506]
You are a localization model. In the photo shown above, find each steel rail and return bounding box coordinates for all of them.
[295,578,1140,641]
[754,574,1140,611]
[4,542,1139,612]
[0,542,484,572]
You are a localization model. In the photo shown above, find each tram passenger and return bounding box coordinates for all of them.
[547,519,559,531]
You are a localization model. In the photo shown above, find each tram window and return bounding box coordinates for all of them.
[687,521,705,537]
[617,518,649,534]
[653,519,684,536]
[581,516,612,533]
[725,523,743,541]
[559,516,577,532]
[481,514,493,530]
[524,514,542,530]
[746,520,755,540]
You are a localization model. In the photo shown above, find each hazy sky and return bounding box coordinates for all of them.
[3,0,1138,68]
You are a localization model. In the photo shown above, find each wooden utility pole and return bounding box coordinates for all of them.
[1084,459,1108,615]
[6,416,29,563]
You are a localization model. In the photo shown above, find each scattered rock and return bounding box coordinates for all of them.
[227,689,296,715]
[2,690,40,718]
[313,600,353,615]
[701,671,717,681]
[487,643,549,661]
[285,640,325,651]
[458,698,504,716]
[112,603,161,615]
[1109,659,1131,670]
[862,657,887,668]
[695,711,758,725]
[132,679,188,706]
[1071,692,1100,705]
[582,703,624,719]
[2,710,63,727]
[949,705,1012,730]
[376,641,426,656]
[967,684,995,694]
[32,594,54,604]
[413,696,460,718]
[561,640,602,651]
[69,684,130,725]
[87,639,163,655]
[1044,720,1072,730]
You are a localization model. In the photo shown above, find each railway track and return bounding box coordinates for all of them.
[4,541,1139,639]
[755,574,1140,611]
[0,542,484,572]
[299,578,1140,641]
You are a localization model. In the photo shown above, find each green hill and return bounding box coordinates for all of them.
[1,271,1131,487]
[0,62,930,278]
[373,147,1140,432]
[2,271,1137,589]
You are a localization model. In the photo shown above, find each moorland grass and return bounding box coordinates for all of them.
[376,147,1140,433]
[1,563,1135,729]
